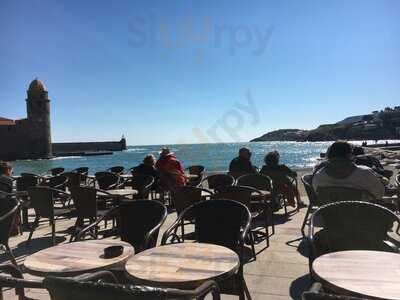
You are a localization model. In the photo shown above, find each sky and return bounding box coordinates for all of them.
[0,0,399,145]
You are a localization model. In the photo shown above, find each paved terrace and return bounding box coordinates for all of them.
[1,197,312,300]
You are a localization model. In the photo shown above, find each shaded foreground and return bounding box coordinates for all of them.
[1,197,311,300]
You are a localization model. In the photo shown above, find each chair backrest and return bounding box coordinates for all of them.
[50,167,65,176]
[16,174,39,192]
[188,165,205,175]
[311,201,399,254]
[202,174,235,193]
[119,200,167,252]
[70,186,98,218]
[74,167,89,176]
[188,199,251,252]
[171,186,206,216]
[316,186,375,206]
[95,172,120,190]
[301,174,317,207]
[0,197,20,245]
[236,173,272,191]
[157,171,177,191]
[28,186,55,219]
[63,172,81,188]
[212,185,255,208]
[128,175,154,198]
[41,175,68,190]
[107,166,125,175]
[43,274,220,300]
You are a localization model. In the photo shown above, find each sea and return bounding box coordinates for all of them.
[9,140,397,175]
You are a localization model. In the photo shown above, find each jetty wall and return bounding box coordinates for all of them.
[52,138,127,156]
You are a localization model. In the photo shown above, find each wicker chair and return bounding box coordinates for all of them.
[16,174,39,230]
[302,282,369,300]
[43,271,221,300]
[63,172,81,189]
[75,200,167,253]
[0,263,43,300]
[95,172,123,190]
[236,173,276,234]
[308,201,400,269]
[124,175,154,199]
[27,186,72,245]
[201,174,235,193]
[316,186,376,205]
[73,167,89,185]
[186,165,205,187]
[162,199,252,300]
[69,186,115,241]
[0,197,21,267]
[170,186,213,241]
[16,174,39,191]
[301,174,318,237]
[40,175,68,190]
[213,185,271,258]
[107,166,125,175]
[40,175,70,207]
[49,167,65,176]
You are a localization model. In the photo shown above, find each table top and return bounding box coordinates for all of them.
[312,250,400,300]
[125,243,239,288]
[24,240,134,277]
[99,189,138,197]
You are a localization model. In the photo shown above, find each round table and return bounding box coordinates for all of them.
[24,240,134,277]
[312,250,400,300]
[98,189,138,201]
[125,243,239,288]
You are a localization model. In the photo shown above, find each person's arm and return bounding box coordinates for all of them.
[359,168,385,199]
[282,165,297,178]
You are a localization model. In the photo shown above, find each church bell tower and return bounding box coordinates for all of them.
[26,78,52,158]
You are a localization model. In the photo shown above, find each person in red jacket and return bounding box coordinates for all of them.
[156,148,186,187]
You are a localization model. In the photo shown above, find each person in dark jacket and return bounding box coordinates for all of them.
[260,151,301,207]
[132,155,159,178]
[132,155,159,189]
[229,148,257,178]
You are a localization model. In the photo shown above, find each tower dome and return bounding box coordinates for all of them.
[28,78,47,92]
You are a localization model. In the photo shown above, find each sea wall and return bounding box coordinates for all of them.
[52,138,127,156]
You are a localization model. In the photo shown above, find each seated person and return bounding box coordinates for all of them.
[353,146,393,180]
[0,162,20,236]
[132,154,159,188]
[229,147,257,178]
[132,155,159,178]
[156,148,186,187]
[260,151,300,207]
[0,161,13,194]
[313,141,385,200]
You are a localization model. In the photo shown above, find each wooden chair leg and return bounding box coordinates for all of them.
[51,219,56,245]
[269,207,275,235]
[249,232,257,261]
[181,220,185,242]
[264,210,270,247]
[4,244,18,268]
[243,278,252,300]
[26,217,39,245]
[301,206,312,238]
